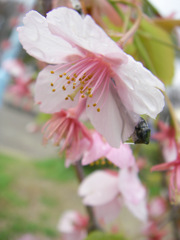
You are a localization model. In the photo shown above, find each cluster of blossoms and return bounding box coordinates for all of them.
[152,121,180,203]
[17,5,167,239]
[18,7,164,148]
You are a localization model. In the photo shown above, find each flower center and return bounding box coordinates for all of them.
[50,56,111,112]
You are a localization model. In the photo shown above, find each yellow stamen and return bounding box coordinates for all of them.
[50,71,54,74]
[73,86,76,89]
[81,95,85,98]
[67,81,71,84]
[89,94,93,98]
[93,103,97,107]
[64,73,67,75]
[97,108,100,112]
[87,104,90,107]
[50,83,54,86]
[52,89,56,92]
[65,97,69,100]
[66,76,70,80]
[59,74,63,78]
[68,85,81,101]
[62,86,66,91]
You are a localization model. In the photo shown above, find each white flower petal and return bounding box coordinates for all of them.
[47,7,123,56]
[86,82,140,148]
[35,65,79,113]
[78,171,119,206]
[18,10,81,64]
[114,55,165,119]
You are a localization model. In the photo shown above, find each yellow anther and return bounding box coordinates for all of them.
[85,78,88,81]
[73,86,76,89]
[66,76,70,80]
[73,83,76,85]
[50,83,54,86]
[87,104,90,107]
[89,94,93,98]
[64,73,67,75]
[88,88,92,91]
[80,86,84,90]
[88,75,92,79]
[81,95,85,98]
[62,86,66,91]
[93,103,97,107]
[52,89,56,92]
[97,108,100,112]
[65,97,69,100]
[82,76,86,79]
[59,74,63,78]
[81,81,85,85]
[67,81,71,84]
[74,73,77,78]
[80,90,83,94]
[50,71,54,74]
[71,77,75,81]
[79,78,82,81]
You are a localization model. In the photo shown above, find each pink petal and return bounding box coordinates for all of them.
[78,170,119,206]
[35,65,80,113]
[82,131,110,165]
[106,144,135,168]
[86,82,139,148]
[118,167,148,221]
[114,55,165,119]
[118,167,146,204]
[66,138,91,167]
[125,198,148,222]
[94,198,122,224]
[17,10,81,64]
[151,161,177,172]
[46,7,124,56]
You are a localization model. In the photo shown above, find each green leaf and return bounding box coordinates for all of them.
[84,231,128,240]
[134,18,175,86]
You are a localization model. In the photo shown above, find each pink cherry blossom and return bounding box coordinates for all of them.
[152,154,180,203]
[3,59,33,106]
[152,121,177,162]
[42,98,92,166]
[148,197,166,219]
[82,131,135,168]
[57,210,88,240]
[78,167,147,223]
[18,7,165,147]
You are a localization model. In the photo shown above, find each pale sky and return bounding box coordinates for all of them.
[148,0,180,19]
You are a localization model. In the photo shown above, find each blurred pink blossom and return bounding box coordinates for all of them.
[152,121,177,162]
[3,59,33,107]
[57,210,88,240]
[42,99,92,167]
[142,221,166,240]
[148,197,166,219]
[82,131,135,168]
[18,7,165,148]
[78,167,147,223]
[152,153,180,203]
